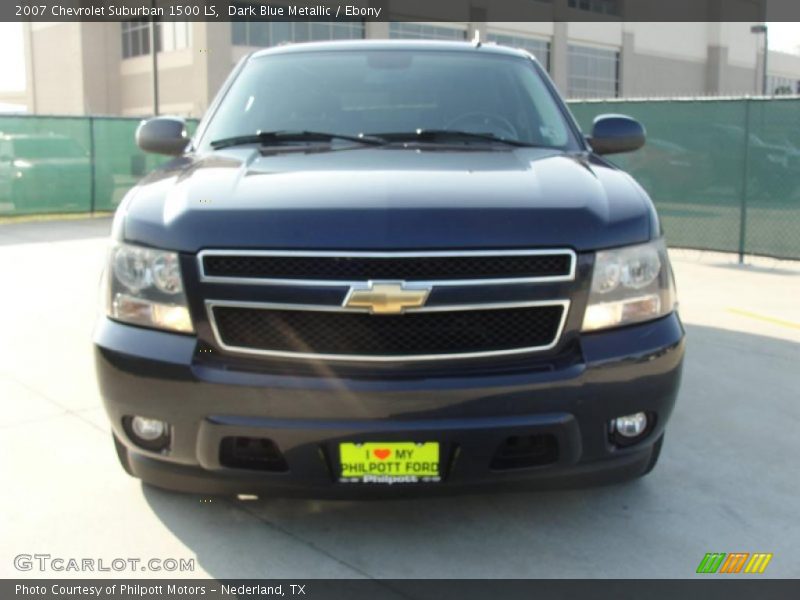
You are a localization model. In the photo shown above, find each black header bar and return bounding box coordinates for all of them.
[5,579,800,600]
[6,0,800,22]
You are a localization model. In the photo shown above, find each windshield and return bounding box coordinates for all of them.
[199,49,579,151]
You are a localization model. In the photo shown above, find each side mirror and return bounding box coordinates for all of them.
[135,116,188,155]
[588,114,646,155]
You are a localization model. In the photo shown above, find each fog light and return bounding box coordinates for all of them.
[131,416,167,441]
[614,412,648,438]
[126,416,170,452]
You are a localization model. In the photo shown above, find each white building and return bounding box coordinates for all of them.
[22,18,800,117]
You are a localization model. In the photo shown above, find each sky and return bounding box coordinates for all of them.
[767,21,800,53]
[0,23,25,92]
[0,21,798,93]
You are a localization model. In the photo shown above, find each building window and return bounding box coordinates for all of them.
[567,44,620,99]
[121,21,190,58]
[567,0,620,15]
[388,23,467,41]
[121,20,151,58]
[487,33,551,71]
[767,75,800,95]
[160,22,191,52]
[231,20,365,46]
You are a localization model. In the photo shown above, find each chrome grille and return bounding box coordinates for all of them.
[200,249,574,362]
[198,249,575,286]
[208,301,569,362]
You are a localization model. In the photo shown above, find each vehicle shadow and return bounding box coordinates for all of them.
[141,323,799,579]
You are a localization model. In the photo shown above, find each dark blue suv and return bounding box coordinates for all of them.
[94,41,684,497]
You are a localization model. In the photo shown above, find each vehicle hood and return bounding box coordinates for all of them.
[121,147,656,253]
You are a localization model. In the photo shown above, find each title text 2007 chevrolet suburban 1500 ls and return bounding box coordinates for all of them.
[94,41,684,497]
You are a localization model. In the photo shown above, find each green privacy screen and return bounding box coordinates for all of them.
[568,97,800,260]
[0,116,198,215]
[1,100,799,259]
[0,116,93,214]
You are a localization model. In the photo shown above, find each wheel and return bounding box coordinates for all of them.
[640,433,664,477]
[113,433,135,477]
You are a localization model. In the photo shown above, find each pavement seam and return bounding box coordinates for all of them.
[0,409,71,430]
[222,504,422,599]
[0,371,109,435]
[227,500,380,580]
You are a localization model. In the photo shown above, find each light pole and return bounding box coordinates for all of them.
[750,24,768,96]
[150,0,160,115]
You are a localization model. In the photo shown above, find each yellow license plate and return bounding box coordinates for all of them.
[339,442,440,484]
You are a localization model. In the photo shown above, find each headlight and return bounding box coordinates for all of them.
[582,239,676,332]
[106,242,194,333]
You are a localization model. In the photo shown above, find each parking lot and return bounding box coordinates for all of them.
[1,217,798,579]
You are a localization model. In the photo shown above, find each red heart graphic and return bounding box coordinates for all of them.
[373,448,391,460]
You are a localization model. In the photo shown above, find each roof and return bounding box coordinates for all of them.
[249,39,534,61]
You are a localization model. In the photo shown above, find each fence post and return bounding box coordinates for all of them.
[737,99,751,264]
[88,116,96,214]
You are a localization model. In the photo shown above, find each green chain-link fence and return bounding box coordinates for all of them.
[0,115,197,215]
[1,99,799,259]
[569,97,800,260]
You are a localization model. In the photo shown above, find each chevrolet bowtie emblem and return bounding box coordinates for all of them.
[343,281,431,314]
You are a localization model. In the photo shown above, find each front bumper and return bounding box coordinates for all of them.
[94,312,684,497]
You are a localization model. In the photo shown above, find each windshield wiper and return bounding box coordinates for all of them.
[370,129,538,148]
[210,130,387,150]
